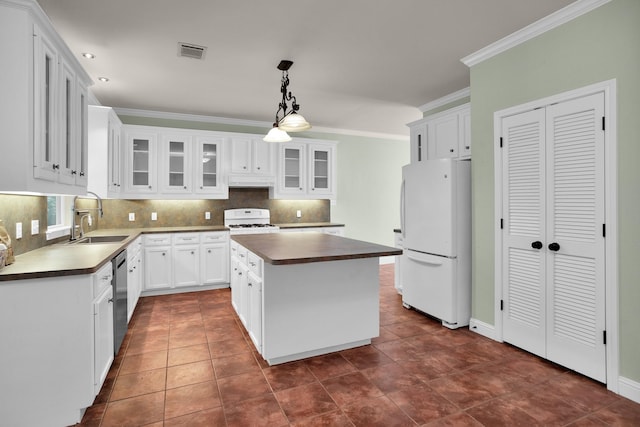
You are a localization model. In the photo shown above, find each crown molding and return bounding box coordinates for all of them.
[114,108,408,141]
[418,87,470,113]
[461,0,611,67]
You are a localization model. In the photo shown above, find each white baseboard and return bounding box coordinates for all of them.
[619,376,640,404]
[469,318,500,341]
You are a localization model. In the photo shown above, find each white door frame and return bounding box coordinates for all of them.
[493,79,618,392]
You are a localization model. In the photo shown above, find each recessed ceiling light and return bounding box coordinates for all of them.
[97,77,109,82]
[81,52,95,59]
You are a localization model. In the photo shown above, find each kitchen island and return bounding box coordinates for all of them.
[230,232,401,365]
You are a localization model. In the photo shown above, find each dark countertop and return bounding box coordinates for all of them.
[231,233,401,265]
[0,226,229,282]
[275,222,344,229]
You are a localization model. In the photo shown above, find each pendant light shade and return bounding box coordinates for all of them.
[278,112,311,132]
[263,125,292,142]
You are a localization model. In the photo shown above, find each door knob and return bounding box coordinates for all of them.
[531,241,543,250]
[548,242,560,251]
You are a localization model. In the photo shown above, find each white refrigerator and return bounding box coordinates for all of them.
[400,159,471,329]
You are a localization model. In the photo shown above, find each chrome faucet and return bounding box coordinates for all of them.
[71,191,104,240]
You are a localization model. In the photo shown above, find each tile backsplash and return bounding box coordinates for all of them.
[99,189,329,228]
[0,189,330,255]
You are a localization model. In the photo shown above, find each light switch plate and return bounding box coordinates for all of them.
[128,212,135,221]
[15,222,22,239]
[151,212,158,221]
[296,210,302,218]
[31,219,39,235]
[205,212,211,220]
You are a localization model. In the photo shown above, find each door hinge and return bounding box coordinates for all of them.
[500,218,504,229]
[603,330,607,345]
[500,137,503,148]
[602,116,606,131]
[602,223,606,237]
[500,300,504,311]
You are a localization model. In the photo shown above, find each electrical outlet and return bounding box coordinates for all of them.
[128,212,135,221]
[296,210,302,218]
[31,219,39,235]
[15,222,22,239]
[205,211,211,220]
[151,212,158,221]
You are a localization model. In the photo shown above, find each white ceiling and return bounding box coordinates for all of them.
[37,0,575,137]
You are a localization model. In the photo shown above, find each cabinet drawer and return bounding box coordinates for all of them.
[230,240,239,256]
[247,252,263,277]
[93,262,113,298]
[237,245,248,263]
[201,232,229,243]
[173,233,200,245]
[144,234,172,246]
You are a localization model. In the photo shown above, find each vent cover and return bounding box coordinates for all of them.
[178,42,206,60]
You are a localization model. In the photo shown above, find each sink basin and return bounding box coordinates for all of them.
[71,235,129,244]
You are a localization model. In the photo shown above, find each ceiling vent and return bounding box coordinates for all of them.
[178,42,206,60]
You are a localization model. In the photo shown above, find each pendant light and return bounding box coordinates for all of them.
[263,60,311,142]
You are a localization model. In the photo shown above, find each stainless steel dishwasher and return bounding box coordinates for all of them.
[112,250,128,355]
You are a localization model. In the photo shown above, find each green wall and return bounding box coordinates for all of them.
[120,116,409,247]
[470,0,640,382]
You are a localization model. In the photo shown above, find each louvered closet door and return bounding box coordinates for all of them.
[545,93,606,382]
[501,109,547,358]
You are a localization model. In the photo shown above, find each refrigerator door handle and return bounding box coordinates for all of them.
[400,179,406,238]
[407,252,444,266]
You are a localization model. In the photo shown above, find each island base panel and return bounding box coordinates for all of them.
[262,258,379,365]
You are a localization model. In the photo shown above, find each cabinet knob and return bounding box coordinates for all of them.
[208,250,211,253]
[108,298,113,303]
[80,172,85,177]
[465,146,470,149]
[548,242,560,252]
[191,251,194,255]
[129,269,133,273]
[531,241,543,250]
[162,253,165,256]
[71,170,77,175]
[243,166,247,169]
[200,186,203,189]
[248,282,252,287]
[256,166,261,170]
[450,149,455,153]
[52,164,60,170]
[148,185,152,189]
[184,186,187,189]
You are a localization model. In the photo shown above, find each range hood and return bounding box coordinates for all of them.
[227,174,275,188]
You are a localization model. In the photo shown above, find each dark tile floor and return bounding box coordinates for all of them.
[78,265,640,426]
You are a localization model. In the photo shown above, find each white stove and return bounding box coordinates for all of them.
[224,208,279,235]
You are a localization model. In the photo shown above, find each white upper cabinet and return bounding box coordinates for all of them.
[160,133,193,193]
[88,106,122,198]
[227,136,275,187]
[408,103,470,162]
[271,138,338,200]
[308,144,335,196]
[1,2,93,195]
[124,130,158,194]
[118,125,228,199]
[195,136,226,196]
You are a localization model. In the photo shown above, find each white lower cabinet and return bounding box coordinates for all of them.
[126,237,143,321]
[93,263,114,396]
[201,232,229,285]
[0,263,115,426]
[233,242,263,352]
[143,231,229,294]
[144,234,173,291]
[173,233,200,288]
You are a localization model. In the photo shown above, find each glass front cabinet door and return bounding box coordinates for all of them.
[308,144,334,195]
[161,134,192,193]
[125,132,157,193]
[279,143,306,195]
[195,137,225,195]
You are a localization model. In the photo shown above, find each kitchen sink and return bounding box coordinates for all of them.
[70,235,129,244]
